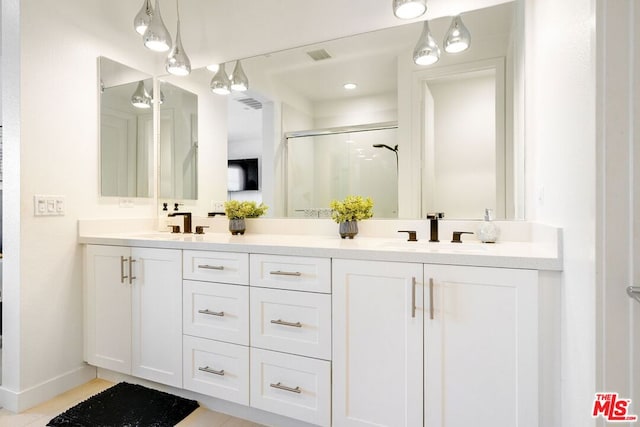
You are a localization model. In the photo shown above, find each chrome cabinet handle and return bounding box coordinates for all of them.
[411,277,416,318]
[198,264,224,270]
[270,382,301,394]
[429,278,434,320]
[627,286,640,304]
[198,309,225,317]
[198,366,225,376]
[269,270,302,277]
[129,257,136,285]
[270,319,302,328]
[120,256,128,283]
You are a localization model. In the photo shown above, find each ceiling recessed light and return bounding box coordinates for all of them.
[206,64,220,73]
[343,83,357,90]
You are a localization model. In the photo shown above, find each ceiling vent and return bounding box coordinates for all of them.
[306,49,332,61]
[236,97,263,110]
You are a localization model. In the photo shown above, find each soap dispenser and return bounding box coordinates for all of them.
[477,208,499,243]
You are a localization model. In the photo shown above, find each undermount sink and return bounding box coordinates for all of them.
[377,240,490,253]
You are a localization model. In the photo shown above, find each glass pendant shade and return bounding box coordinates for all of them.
[230,60,249,92]
[131,81,152,109]
[134,0,154,35]
[393,0,427,19]
[413,21,440,66]
[166,20,191,76]
[210,64,231,95]
[143,0,172,52]
[444,15,471,53]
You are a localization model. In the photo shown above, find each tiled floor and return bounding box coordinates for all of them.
[0,379,264,427]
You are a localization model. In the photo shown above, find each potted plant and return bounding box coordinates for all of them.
[330,195,374,239]
[224,200,268,235]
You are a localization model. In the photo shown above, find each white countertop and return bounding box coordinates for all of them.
[78,230,563,271]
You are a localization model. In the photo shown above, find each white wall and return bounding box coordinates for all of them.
[524,1,596,427]
[313,92,397,129]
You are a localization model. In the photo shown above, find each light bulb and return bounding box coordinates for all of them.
[143,0,172,52]
[393,0,427,19]
[133,0,154,35]
[230,61,249,92]
[210,64,231,95]
[444,16,471,53]
[413,21,440,66]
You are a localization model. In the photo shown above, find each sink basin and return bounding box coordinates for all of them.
[377,240,489,253]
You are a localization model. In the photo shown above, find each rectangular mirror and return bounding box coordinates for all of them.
[99,57,153,198]
[158,80,198,200]
[224,0,522,219]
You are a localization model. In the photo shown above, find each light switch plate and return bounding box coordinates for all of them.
[34,195,65,216]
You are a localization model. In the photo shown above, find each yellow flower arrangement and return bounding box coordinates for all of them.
[329,195,374,223]
[224,200,268,220]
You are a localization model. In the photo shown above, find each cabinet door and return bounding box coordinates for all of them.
[332,259,423,427]
[424,265,538,427]
[84,245,132,374]
[131,247,183,387]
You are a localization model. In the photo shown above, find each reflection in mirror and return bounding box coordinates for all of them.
[286,123,398,218]
[158,81,198,200]
[99,57,153,197]
[226,1,521,219]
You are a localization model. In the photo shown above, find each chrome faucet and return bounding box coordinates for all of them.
[168,212,192,234]
[426,212,444,242]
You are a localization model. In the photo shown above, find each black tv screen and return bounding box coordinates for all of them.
[228,158,259,191]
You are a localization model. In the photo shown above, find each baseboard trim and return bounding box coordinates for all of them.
[0,364,96,413]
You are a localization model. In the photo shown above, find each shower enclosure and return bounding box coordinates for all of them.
[285,122,398,218]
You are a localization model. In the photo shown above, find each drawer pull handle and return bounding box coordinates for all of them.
[128,257,136,285]
[198,366,225,376]
[198,309,225,317]
[270,319,302,328]
[270,382,301,394]
[411,277,416,318]
[198,264,225,270]
[269,270,302,277]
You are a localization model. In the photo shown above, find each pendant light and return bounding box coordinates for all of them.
[413,20,440,66]
[133,0,154,35]
[444,15,471,53]
[166,0,191,76]
[230,61,249,92]
[210,63,231,95]
[143,0,172,52]
[393,0,427,19]
[131,81,152,109]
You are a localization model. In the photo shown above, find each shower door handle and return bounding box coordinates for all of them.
[627,286,640,304]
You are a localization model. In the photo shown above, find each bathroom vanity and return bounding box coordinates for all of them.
[80,220,561,427]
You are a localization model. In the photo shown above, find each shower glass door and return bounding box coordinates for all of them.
[286,124,398,218]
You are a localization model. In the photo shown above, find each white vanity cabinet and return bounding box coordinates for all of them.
[182,250,250,406]
[83,245,183,388]
[332,259,424,427]
[332,259,539,427]
[424,265,538,427]
[249,254,332,427]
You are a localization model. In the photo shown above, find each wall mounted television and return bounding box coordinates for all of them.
[228,158,259,192]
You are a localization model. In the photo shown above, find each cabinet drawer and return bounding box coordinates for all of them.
[183,280,249,345]
[250,287,331,360]
[183,250,249,285]
[183,335,249,405]
[250,254,330,293]
[250,348,331,427]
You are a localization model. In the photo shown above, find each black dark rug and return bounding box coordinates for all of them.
[47,382,199,427]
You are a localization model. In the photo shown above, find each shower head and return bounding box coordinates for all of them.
[372,144,398,152]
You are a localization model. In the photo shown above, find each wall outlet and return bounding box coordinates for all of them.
[34,195,65,216]
[211,201,225,212]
